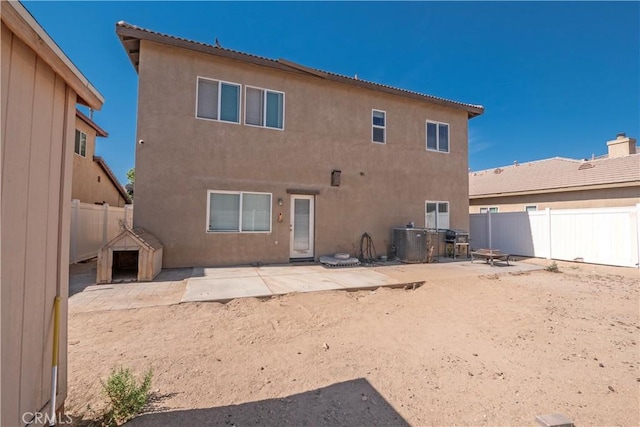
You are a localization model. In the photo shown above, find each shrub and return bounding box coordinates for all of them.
[546,261,560,273]
[101,366,153,426]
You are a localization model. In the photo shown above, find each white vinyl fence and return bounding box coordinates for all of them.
[69,199,133,264]
[470,205,640,268]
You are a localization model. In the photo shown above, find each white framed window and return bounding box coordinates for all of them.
[525,205,537,212]
[196,77,240,123]
[425,201,450,230]
[426,121,449,153]
[372,109,386,144]
[207,190,272,233]
[74,129,87,157]
[245,86,284,130]
[480,207,498,213]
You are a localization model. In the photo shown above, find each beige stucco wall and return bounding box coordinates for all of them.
[1,21,74,425]
[134,40,473,268]
[71,117,127,207]
[469,185,640,212]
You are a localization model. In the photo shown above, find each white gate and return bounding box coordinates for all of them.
[470,205,640,268]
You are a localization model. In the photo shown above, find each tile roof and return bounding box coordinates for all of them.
[469,154,640,197]
[115,21,484,118]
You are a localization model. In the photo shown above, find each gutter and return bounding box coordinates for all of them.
[470,181,640,199]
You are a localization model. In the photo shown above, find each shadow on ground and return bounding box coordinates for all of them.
[126,378,408,426]
[69,259,98,296]
[69,259,194,296]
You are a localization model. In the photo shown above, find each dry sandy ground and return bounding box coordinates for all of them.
[67,261,639,426]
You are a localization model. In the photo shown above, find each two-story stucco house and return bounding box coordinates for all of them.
[116,22,484,268]
[73,109,130,207]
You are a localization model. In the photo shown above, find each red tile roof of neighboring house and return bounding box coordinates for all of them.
[76,109,108,137]
[93,156,131,203]
[115,21,484,119]
[469,154,640,197]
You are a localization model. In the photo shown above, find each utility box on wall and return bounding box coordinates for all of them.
[97,228,163,283]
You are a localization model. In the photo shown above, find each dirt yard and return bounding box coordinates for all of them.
[67,260,639,426]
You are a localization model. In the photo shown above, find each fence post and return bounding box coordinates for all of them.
[636,203,640,269]
[102,203,109,246]
[545,207,552,260]
[70,199,80,264]
[486,211,492,249]
[124,204,133,229]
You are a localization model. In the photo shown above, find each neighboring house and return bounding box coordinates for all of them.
[116,22,484,268]
[1,1,104,425]
[469,134,640,213]
[73,109,130,206]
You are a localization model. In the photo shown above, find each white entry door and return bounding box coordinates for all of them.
[290,195,315,259]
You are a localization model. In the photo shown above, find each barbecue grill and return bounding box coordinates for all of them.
[444,229,470,258]
[445,229,469,244]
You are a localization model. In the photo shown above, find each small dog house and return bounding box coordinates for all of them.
[97,228,163,283]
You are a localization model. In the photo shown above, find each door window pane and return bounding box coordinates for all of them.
[293,199,310,251]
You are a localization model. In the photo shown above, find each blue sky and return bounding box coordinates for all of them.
[23,1,639,185]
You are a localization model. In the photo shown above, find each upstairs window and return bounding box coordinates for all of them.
[525,205,537,212]
[480,207,499,213]
[245,86,284,129]
[426,201,450,230]
[372,109,386,143]
[426,121,449,153]
[196,77,240,123]
[74,130,87,157]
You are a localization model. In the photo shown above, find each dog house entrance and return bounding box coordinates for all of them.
[112,250,138,282]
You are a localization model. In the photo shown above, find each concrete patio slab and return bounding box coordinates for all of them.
[192,266,261,279]
[181,276,272,302]
[261,273,345,294]
[70,257,545,311]
[256,265,326,276]
[69,280,185,313]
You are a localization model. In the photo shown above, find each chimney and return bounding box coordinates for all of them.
[606,133,636,158]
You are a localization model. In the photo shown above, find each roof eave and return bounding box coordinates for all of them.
[3,1,104,110]
[470,180,640,199]
[76,109,109,137]
[114,23,484,117]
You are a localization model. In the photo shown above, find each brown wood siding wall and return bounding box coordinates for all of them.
[1,21,74,426]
